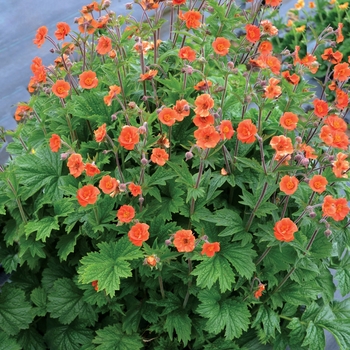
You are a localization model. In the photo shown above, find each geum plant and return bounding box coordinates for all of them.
[1,0,350,349]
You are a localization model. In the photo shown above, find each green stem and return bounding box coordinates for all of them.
[183,258,192,309]
[93,206,99,225]
[158,275,165,299]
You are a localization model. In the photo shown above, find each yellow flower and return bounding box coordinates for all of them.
[339,2,349,9]
[295,25,306,32]
[31,149,36,154]
[287,19,294,27]
[295,0,305,9]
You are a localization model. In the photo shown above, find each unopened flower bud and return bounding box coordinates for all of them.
[328,155,335,162]
[202,235,208,241]
[165,239,172,246]
[300,158,309,167]
[141,157,148,166]
[244,95,252,104]
[139,196,144,205]
[142,95,149,101]
[102,0,111,8]
[144,255,157,267]
[119,183,127,192]
[139,126,147,134]
[182,66,194,75]
[185,151,193,161]
[309,211,316,218]
[231,68,239,74]
[74,17,79,23]
[111,114,117,121]
[125,2,133,9]
[294,154,303,162]
[183,105,190,111]
[324,229,332,237]
[227,61,235,69]
[206,6,214,12]
[50,48,55,54]
[60,152,69,160]
[213,113,220,119]
[295,136,302,143]
[128,101,137,109]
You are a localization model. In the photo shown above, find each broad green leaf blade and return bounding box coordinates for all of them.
[56,231,80,261]
[335,267,350,297]
[30,287,47,317]
[47,278,96,326]
[44,321,93,350]
[147,166,176,187]
[92,324,143,350]
[252,305,281,340]
[0,331,20,350]
[17,327,47,350]
[318,319,350,349]
[164,311,192,346]
[301,321,325,350]
[0,284,33,336]
[25,216,59,242]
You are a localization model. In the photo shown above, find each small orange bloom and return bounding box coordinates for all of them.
[79,70,98,89]
[194,94,214,117]
[324,115,347,132]
[33,26,48,48]
[313,98,328,118]
[280,112,298,130]
[117,205,135,223]
[258,41,273,55]
[279,175,299,195]
[246,24,260,43]
[14,105,32,121]
[140,69,158,81]
[336,23,344,43]
[334,62,350,82]
[173,99,190,121]
[273,218,297,242]
[212,37,231,56]
[77,13,99,34]
[67,153,85,178]
[31,57,46,83]
[194,125,221,149]
[91,280,98,291]
[172,0,186,4]
[309,1,315,8]
[260,20,278,36]
[118,126,140,150]
[254,283,265,299]
[335,89,349,109]
[332,152,349,178]
[52,80,70,99]
[99,175,119,194]
[94,123,107,143]
[329,81,337,91]
[144,255,158,267]
[178,46,196,61]
[54,22,70,40]
[179,10,202,29]
[173,229,195,252]
[270,135,294,157]
[129,183,142,196]
[322,195,349,221]
[220,120,235,140]
[309,174,328,193]
[128,223,150,246]
[103,85,121,106]
[265,55,281,74]
[85,163,100,177]
[194,80,212,92]
[299,143,317,159]
[193,114,215,128]
[77,184,100,207]
[96,36,112,55]
[293,46,301,66]
[321,48,343,64]
[265,0,281,6]
[151,148,169,166]
[237,119,257,144]
[320,126,349,150]
[264,78,282,99]
[158,108,178,127]
[282,71,300,85]
[49,134,61,152]
[201,242,220,257]
[28,77,38,94]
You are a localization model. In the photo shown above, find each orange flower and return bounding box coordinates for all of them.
[158,108,178,126]
[279,175,299,195]
[299,143,317,159]
[309,175,328,193]
[334,62,350,82]
[265,55,281,74]
[194,125,221,149]
[96,36,112,55]
[322,195,349,221]
[219,120,235,140]
[85,163,100,177]
[62,42,75,55]
[14,105,32,121]
[94,123,107,143]
[293,46,301,66]
[280,112,298,130]
[79,70,98,89]
[254,283,265,299]
[245,24,260,43]
[28,77,38,94]
[140,70,158,81]
[237,119,257,144]
[313,98,328,118]
[77,13,98,34]
[173,99,190,121]
[151,148,169,166]
[33,26,48,48]
[54,22,70,40]
[52,80,70,99]
[260,20,278,36]
[129,183,142,196]
[31,57,46,83]
[172,0,186,4]
[336,23,344,43]
[201,242,220,257]
[270,135,293,157]
[324,115,347,132]
[264,78,281,99]
[194,80,212,91]
[179,10,202,29]
[309,1,315,7]
[117,205,135,223]
[173,229,195,252]
[212,37,231,56]
[49,134,61,152]
[104,85,121,106]
[335,89,349,109]
[332,152,349,178]
[128,223,150,246]
[193,114,215,128]
[273,218,297,242]
[265,0,281,6]
[91,280,98,291]
[194,94,214,117]
[329,81,337,91]
[282,71,300,85]
[178,46,196,61]
[67,153,85,178]
[118,126,140,150]
[99,175,119,194]
[77,184,100,207]
[321,48,343,64]
[144,255,158,267]
[258,41,273,55]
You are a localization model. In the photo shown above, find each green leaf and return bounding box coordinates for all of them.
[17,327,47,350]
[167,160,194,186]
[44,321,93,350]
[332,298,350,319]
[0,284,33,336]
[47,278,97,326]
[301,321,325,350]
[92,324,143,350]
[78,238,143,296]
[197,289,250,340]
[164,311,192,346]
[147,166,176,187]
[192,254,235,292]
[30,287,47,317]
[56,231,80,261]
[335,259,350,297]
[0,331,20,350]
[252,305,281,340]
[18,235,46,259]
[318,319,350,349]
[25,216,59,242]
